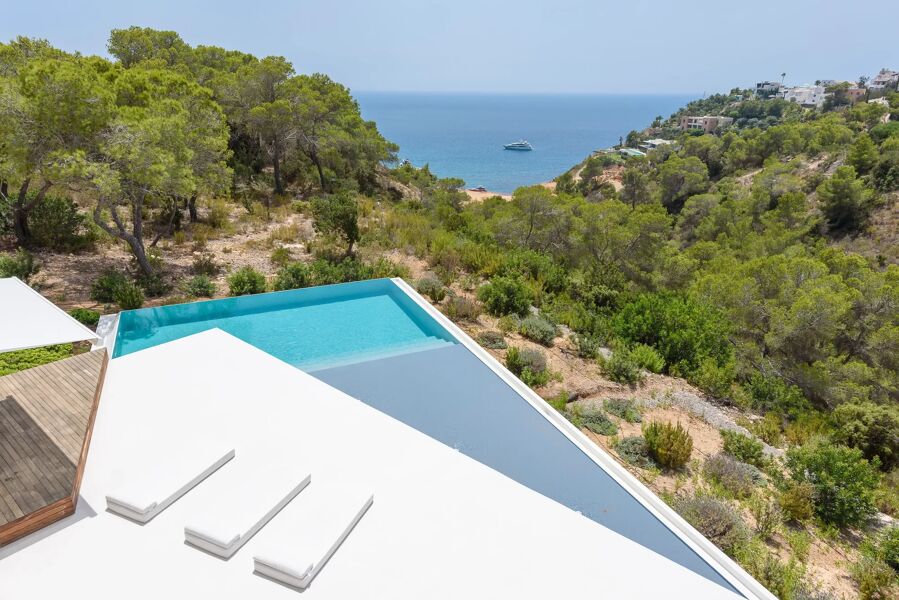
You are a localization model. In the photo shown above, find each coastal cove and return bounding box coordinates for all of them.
[356,92,693,193]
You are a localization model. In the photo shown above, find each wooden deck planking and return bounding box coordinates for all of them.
[0,350,105,530]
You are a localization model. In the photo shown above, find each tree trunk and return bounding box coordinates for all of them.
[272,144,284,195]
[0,180,8,200]
[93,196,154,276]
[12,180,52,247]
[187,194,198,223]
[311,149,327,193]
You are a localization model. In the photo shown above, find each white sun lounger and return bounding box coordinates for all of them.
[253,486,373,589]
[184,463,312,559]
[105,446,235,524]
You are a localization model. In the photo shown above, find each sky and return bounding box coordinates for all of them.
[3,0,898,95]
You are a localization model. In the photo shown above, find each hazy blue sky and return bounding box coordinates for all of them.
[4,0,897,94]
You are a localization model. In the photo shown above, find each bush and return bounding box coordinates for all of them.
[578,407,618,436]
[90,270,128,303]
[443,295,482,321]
[184,275,216,298]
[477,276,532,316]
[570,333,601,359]
[29,195,94,251]
[748,494,782,540]
[778,481,815,523]
[876,526,899,572]
[68,308,100,327]
[735,541,802,600]
[612,292,732,376]
[688,356,735,398]
[113,281,144,310]
[137,272,171,297]
[416,275,447,303]
[643,421,693,469]
[191,253,220,276]
[745,373,809,418]
[497,314,520,333]
[628,343,665,373]
[518,315,558,346]
[721,429,765,467]
[506,346,550,387]
[850,556,897,600]
[272,262,310,291]
[477,330,507,350]
[831,401,899,471]
[0,249,38,280]
[0,344,72,376]
[207,200,231,229]
[604,397,642,423]
[614,436,655,468]
[270,247,292,266]
[227,267,267,296]
[786,441,881,526]
[674,494,747,555]
[600,348,645,386]
[703,453,758,497]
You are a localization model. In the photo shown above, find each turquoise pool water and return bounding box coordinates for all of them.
[114,279,456,370]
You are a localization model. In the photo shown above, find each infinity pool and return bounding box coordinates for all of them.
[112,277,739,595]
[114,279,456,370]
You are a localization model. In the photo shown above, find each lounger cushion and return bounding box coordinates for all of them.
[253,486,373,589]
[106,446,235,523]
[184,463,311,558]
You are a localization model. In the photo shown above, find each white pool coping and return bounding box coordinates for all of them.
[390,277,776,600]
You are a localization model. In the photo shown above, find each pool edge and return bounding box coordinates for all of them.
[389,277,775,600]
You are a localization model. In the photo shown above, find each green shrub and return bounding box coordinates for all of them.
[876,526,899,572]
[600,348,645,386]
[721,429,765,467]
[184,275,216,298]
[506,346,550,387]
[113,281,144,310]
[612,292,732,376]
[416,275,447,303]
[748,494,782,540]
[192,253,220,276]
[137,272,171,297]
[778,481,815,523]
[0,249,38,280]
[227,266,267,296]
[497,314,520,333]
[751,412,783,447]
[0,344,73,376]
[578,407,618,436]
[850,556,897,600]
[614,436,655,468]
[786,441,881,526]
[629,343,665,373]
[270,246,292,267]
[443,295,482,321]
[272,262,310,291]
[68,308,100,327]
[29,195,95,251]
[570,333,601,359]
[831,401,899,471]
[477,276,532,316]
[207,200,231,229]
[603,397,642,423]
[674,494,747,555]
[477,331,507,349]
[643,421,693,469]
[734,540,802,600]
[703,453,758,497]
[745,373,810,419]
[518,315,558,345]
[90,270,128,303]
[688,356,735,398]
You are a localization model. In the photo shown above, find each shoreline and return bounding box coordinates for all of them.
[464,180,555,202]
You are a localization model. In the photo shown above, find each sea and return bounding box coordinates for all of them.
[355,92,694,194]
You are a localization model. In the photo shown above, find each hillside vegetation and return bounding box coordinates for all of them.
[1,29,898,600]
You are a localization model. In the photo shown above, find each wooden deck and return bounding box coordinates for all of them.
[0,349,106,544]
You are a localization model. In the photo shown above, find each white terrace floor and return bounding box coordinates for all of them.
[0,329,742,599]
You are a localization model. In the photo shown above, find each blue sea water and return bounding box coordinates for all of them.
[356,92,693,194]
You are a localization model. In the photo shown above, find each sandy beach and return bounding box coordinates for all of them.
[465,181,555,202]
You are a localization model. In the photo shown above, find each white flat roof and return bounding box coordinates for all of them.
[0,329,742,599]
[0,277,98,353]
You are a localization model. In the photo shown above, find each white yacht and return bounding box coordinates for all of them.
[503,139,533,151]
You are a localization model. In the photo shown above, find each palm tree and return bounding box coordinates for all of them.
[780,72,786,84]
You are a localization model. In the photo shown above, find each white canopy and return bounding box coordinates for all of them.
[0,277,99,353]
